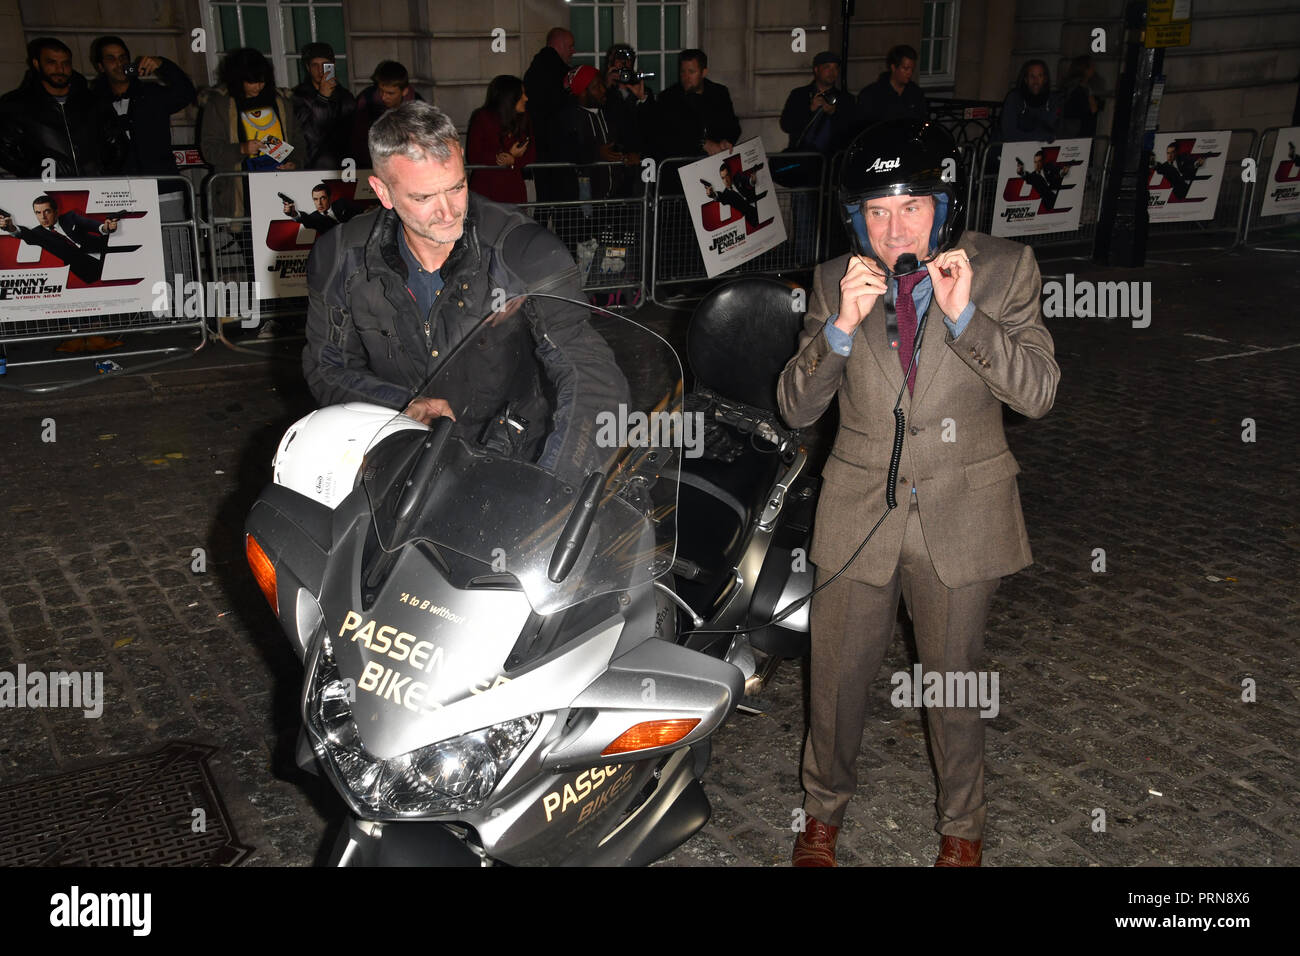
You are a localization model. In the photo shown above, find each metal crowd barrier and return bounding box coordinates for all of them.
[1144,128,1256,251]
[649,152,827,305]
[0,175,206,393]
[202,170,307,348]
[1242,126,1300,250]
[469,161,649,298]
[929,99,1002,152]
[969,131,1267,256]
[969,136,1111,253]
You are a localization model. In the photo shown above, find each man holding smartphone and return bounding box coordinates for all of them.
[89,35,196,176]
[292,42,356,170]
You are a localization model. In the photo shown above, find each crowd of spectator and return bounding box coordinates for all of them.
[0,31,1108,223]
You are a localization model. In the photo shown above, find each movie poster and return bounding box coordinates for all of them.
[0,179,165,321]
[249,172,382,298]
[1258,126,1300,218]
[990,138,1092,238]
[1147,130,1230,222]
[676,138,786,278]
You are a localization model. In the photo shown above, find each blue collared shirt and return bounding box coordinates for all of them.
[397,226,445,331]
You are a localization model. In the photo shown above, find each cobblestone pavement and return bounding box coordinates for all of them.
[1,246,1296,867]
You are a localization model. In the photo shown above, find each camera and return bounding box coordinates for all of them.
[815,89,839,107]
[613,68,653,85]
[123,62,139,77]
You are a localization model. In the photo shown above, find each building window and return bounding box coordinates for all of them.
[203,1,350,90]
[567,0,694,93]
[920,0,959,88]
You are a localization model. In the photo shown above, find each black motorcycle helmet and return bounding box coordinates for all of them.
[839,119,964,276]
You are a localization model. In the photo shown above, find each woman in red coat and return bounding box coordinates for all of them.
[467,75,536,204]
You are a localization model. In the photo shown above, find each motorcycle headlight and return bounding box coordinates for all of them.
[306,635,539,817]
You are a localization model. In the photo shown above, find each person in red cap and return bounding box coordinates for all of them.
[552,63,630,202]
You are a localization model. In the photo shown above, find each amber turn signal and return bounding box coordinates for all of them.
[601,718,700,756]
[246,534,278,615]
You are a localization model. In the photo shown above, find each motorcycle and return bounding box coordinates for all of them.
[245,281,819,865]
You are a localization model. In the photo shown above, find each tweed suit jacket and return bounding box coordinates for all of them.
[777,231,1059,589]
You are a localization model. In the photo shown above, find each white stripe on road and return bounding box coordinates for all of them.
[1196,342,1300,362]
[1183,333,1232,343]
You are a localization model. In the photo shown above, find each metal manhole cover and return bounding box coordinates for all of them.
[0,742,252,866]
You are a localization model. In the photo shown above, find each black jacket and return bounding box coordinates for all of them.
[999,88,1065,143]
[90,58,196,175]
[652,79,741,160]
[602,84,655,156]
[856,73,927,129]
[523,46,571,162]
[552,99,619,200]
[7,211,112,283]
[292,79,356,170]
[777,81,856,187]
[781,82,857,152]
[302,194,627,478]
[0,70,127,177]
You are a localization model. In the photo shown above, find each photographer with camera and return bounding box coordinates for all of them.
[779,52,854,262]
[601,43,655,184]
[89,35,196,177]
[780,52,856,158]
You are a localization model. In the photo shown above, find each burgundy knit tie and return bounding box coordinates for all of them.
[895,271,926,394]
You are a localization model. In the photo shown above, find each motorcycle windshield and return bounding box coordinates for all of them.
[360,293,683,615]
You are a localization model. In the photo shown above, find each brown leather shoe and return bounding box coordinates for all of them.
[792,816,839,867]
[934,835,982,866]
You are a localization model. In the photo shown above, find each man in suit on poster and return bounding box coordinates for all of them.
[0,194,121,284]
[779,120,1059,867]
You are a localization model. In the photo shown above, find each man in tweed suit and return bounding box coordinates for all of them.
[779,120,1059,866]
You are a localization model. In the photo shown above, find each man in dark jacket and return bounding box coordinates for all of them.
[523,28,575,159]
[1151,142,1215,201]
[856,45,927,129]
[553,65,622,200]
[704,160,767,228]
[350,61,422,169]
[292,41,356,170]
[303,102,626,480]
[1000,60,1064,143]
[282,183,358,232]
[652,49,741,161]
[523,27,576,202]
[0,37,126,178]
[781,52,856,159]
[89,35,196,176]
[601,44,654,165]
[0,194,121,284]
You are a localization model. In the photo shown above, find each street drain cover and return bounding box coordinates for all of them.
[0,742,251,866]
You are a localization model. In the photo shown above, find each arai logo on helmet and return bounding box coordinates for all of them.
[867,157,902,173]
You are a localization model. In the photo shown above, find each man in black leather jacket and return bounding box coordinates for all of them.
[0,37,126,178]
[303,102,627,479]
[291,41,355,170]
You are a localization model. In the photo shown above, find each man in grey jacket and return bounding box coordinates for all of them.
[302,102,626,480]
